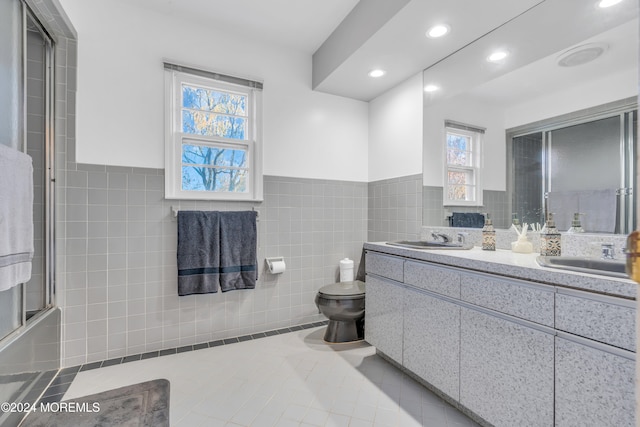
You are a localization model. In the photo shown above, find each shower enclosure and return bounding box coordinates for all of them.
[508,100,637,234]
[0,1,60,425]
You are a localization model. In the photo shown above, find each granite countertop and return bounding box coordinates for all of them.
[364,242,637,299]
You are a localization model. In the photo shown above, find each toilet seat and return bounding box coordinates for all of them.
[317,280,365,300]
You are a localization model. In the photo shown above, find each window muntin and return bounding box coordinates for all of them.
[165,68,263,201]
[444,124,483,206]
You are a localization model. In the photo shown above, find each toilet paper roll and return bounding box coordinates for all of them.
[269,260,286,274]
[339,258,354,282]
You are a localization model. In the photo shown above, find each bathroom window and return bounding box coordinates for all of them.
[164,63,263,200]
[443,121,483,206]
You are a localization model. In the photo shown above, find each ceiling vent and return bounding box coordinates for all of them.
[557,43,608,67]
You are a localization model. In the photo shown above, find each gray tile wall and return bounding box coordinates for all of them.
[422,186,509,229]
[367,174,423,242]
[60,169,368,366]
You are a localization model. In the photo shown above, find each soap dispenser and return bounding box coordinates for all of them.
[567,213,584,233]
[540,213,561,256]
[482,213,496,251]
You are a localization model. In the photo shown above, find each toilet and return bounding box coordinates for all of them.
[314,280,365,343]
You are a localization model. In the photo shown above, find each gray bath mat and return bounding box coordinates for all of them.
[22,379,170,427]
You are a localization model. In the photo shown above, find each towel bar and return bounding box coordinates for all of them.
[171,206,260,220]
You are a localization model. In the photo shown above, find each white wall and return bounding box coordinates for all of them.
[504,67,637,129]
[423,94,506,191]
[368,72,423,181]
[59,0,369,182]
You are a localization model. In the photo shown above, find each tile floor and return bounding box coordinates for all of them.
[63,326,480,427]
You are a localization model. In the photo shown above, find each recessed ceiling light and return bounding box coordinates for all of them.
[368,69,386,78]
[487,51,508,62]
[598,0,623,8]
[426,24,450,39]
[424,84,439,92]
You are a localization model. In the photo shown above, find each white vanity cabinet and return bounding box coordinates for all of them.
[403,287,460,400]
[364,246,636,427]
[555,335,635,427]
[460,307,555,427]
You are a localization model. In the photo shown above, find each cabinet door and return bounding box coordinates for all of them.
[555,335,635,427]
[403,288,460,400]
[460,307,554,427]
[365,274,404,363]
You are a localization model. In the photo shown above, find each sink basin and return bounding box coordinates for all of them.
[536,256,627,278]
[387,240,471,250]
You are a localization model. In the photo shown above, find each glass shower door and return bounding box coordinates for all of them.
[0,1,54,341]
[547,113,635,234]
[511,132,544,227]
[510,107,637,235]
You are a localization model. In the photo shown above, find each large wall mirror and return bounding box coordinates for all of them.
[422,0,638,234]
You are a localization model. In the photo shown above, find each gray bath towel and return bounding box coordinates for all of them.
[451,212,485,228]
[177,211,220,296]
[219,211,258,292]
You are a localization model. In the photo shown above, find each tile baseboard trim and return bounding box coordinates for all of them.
[39,321,329,405]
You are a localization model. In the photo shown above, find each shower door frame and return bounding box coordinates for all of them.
[22,3,56,325]
[506,97,637,234]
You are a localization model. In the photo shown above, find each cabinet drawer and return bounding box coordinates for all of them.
[556,291,636,351]
[460,272,554,326]
[404,261,461,298]
[366,252,404,282]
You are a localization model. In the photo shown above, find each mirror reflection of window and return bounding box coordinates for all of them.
[444,121,484,206]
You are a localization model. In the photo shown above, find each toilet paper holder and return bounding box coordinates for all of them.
[265,257,286,274]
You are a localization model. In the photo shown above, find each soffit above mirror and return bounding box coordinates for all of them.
[312,0,544,101]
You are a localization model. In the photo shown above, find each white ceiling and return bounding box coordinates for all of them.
[469,19,638,107]
[127,0,638,103]
[126,0,359,53]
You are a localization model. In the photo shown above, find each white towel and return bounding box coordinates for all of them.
[0,144,34,292]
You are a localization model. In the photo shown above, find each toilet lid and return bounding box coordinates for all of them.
[318,280,365,297]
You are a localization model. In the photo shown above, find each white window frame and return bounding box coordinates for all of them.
[164,67,263,201]
[443,122,483,206]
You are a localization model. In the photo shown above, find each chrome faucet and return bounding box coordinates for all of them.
[601,243,615,260]
[431,231,451,243]
[456,232,469,247]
